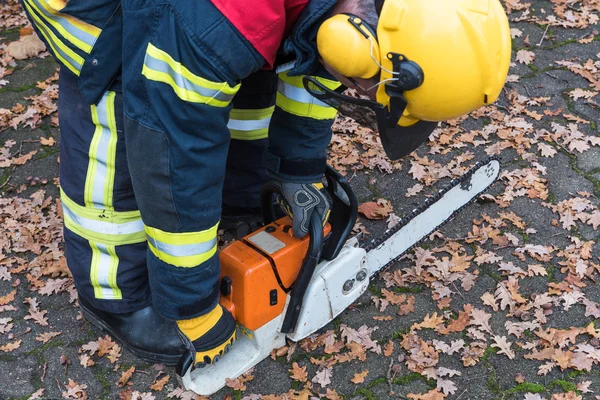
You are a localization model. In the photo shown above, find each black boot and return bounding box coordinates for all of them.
[79,296,188,365]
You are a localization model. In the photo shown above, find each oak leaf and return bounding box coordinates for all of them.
[406,389,446,400]
[289,362,308,383]
[0,340,21,352]
[0,289,16,306]
[62,379,88,400]
[350,369,368,384]
[568,88,597,100]
[117,366,135,387]
[40,136,55,146]
[36,331,61,343]
[312,367,332,388]
[358,199,393,220]
[6,33,46,60]
[149,375,170,391]
[436,379,457,395]
[491,336,515,359]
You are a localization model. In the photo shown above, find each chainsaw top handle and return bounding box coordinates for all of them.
[259,181,324,334]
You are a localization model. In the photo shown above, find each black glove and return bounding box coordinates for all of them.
[276,180,331,239]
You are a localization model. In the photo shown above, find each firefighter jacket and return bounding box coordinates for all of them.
[22,0,336,105]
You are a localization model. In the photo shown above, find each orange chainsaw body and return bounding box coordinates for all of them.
[219,217,331,331]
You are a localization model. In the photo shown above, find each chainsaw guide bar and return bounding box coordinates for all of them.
[178,156,501,396]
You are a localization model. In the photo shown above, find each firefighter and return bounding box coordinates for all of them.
[22,0,510,367]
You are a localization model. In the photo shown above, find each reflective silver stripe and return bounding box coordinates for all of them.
[94,243,119,299]
[62,202,145,236]
[146,235,217,257]
[31,0,98,51]
[90,94,112,209]
[144,54,236,103]
[277,80,330,108]
[227,117,272,131]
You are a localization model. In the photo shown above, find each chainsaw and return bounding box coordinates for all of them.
[176,157,500,395]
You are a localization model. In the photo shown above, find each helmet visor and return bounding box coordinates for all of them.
[304,76,436,160]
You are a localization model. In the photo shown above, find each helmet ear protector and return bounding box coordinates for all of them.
[317,14,381,79]
[315,13,425,127]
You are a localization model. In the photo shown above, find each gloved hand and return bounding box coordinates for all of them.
[276,180,331,239]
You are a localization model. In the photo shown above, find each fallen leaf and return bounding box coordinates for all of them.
[516,50,535,65]
[36,331,61,343]
[407,389,446,400]
[0,340,21,352]
[40,136,55,146]
[6,33,46,60]
[350,369,368,384]
[491,336,516,359]
[289,362,308,383]
[149,375,170,391]
[117,366,135,387]
[358,199,393,220]
[312,367,332,388]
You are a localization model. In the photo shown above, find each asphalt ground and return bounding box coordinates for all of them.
[1,1,600,399]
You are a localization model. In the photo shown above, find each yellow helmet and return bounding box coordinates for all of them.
[306,0,511,159]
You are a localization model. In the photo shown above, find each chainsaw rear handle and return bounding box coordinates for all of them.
[259,182,324,334]
[260,166,357,260]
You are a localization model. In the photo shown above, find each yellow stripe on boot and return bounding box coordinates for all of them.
[177,304,236,365]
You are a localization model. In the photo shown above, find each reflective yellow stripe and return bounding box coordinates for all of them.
[26,0,100,53]
[277,72,339,120]
[61,189,146,246]
[84,91,117,209]
[105,95,118,208]
[276,94,338,119]
[90,241,122,300]
[142,43,240,106]
[145,223,219,268]
[228,106,274,140]
[23,1,83,75]
[145,224,219,245]
[279,72,340,91]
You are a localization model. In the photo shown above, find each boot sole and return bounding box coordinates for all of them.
[194,332,236,368]
[80,302,182,366]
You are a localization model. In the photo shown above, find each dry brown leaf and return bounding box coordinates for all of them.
[289,362,308,383]
[62,379,88,400]
[12,150,37,166]
[350,369,368,384]
[117,366,135,387]
[568,88,597,100]
[516,50,535,65]
[491,336,515,360]
[358,199,393,220]
[40,136,55,146]
[412,313,444,331]
[36,331,61,343]
[481,292,499,311]
[373,315,393,321]
[383,340,394,357]
[312,367,332,388]
[149,375,170,391]
[0,339,21,352]
[407,389,446,400]
[6,33,46,60]
[0,290,16,306]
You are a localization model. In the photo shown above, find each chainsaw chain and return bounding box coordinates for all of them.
[363,155,501,273]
